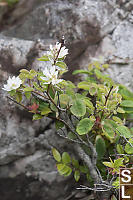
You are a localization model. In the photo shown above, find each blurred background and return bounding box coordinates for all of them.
[0,0,133,199]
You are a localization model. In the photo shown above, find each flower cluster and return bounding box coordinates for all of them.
[2,41,68,91]
[2,76,22,91]
[40,42,68,85]
[47,42,68,64]
[40,65,63,85]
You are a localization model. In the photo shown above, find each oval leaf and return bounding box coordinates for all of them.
[96,135,106,159]
[116,126,132,138]
[70,99,86,117]
[125,139,133,154]
[57,164,72,176]
[62,152,71,164]
[74,170,80,182]
[121,100,133,107]
[77,81,90,90]
[76,118,94,135]
[52,148,61,162]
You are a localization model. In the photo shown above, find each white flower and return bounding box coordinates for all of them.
[58,45,68,58]
[2,76,22,91]
[113,86,119,93]
[40,66,63,85]
[47,42,68,61]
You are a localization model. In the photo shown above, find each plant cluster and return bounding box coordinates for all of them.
[2,37,133,199]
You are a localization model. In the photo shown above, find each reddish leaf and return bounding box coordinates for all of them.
[28,103,39,113]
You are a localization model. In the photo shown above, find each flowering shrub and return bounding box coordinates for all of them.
[3,38,133,199]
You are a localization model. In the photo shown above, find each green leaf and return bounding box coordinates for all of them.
[39,102,51,115]
[112,116,123,125]
[76,118,94,135]
[117,107,125,113]
[89,85,97,95]
[70,99,86,117]
[20,69,29,74]
[94,69,104,79]
[116,126,132,138]
[121,100,133,107]
[72,69,89,75]
[116,144,124,154]
[68,132,77,140]
[52,148,61,162]
[103,124,115,138]
[15,92,22,103]
[32,114,43,120]
[33,82,42,91]
[105,119,118,128]
[74,170,80,182]
[38,55,49,61]
[103,162,114,168]
[103,120,117,140]
[123,107,133,113]
[9,90,16,96]
[25,92,31,99]
[57,164,72,176]
[79,165,89,173]
[72,158,79,168]
[62,152,71,164]
[41,107,51,115]
[55,120,64,130]
[30,69,37,76]
[23,87,34,92]
[77,81,90,90]
[119,88,133,100]
[102,64,109,69]
[38,102,49,109]
[95,135,106,160]
[114,158,124,168]
[65,81,76,89]
[50,98,58,112]
[59,94,69,108]
[125,139,133,154]
[124,156,129,163]
[112,177,120,189]
[93,61,101,69]
[56,62,67,70]
[63,167,72,177]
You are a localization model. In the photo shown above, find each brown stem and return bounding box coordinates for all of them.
[101,86,113,119]
[32,90,49,100]
[7,96,29,111]
[54,36,65,65]
[104,86,113,107]
[46,84,60,112]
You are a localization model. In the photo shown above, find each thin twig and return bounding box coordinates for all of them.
[7,96,29,111]
[56,130,82,144]
[110,174,118,185]
[54,36,65,65]
[105,86,113,106]
[77,184,113,192]
[32,90,49,100]
[112,154,133,156]
[116,129,133,148]
[101,86,113,119]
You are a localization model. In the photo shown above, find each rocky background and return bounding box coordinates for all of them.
[0,0,133,199]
